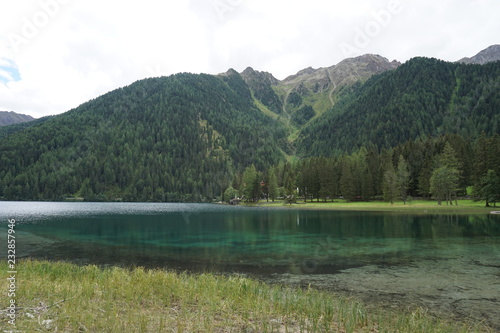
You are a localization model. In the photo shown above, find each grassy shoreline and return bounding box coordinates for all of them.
[0,260,493,332]
[250,199,497,214]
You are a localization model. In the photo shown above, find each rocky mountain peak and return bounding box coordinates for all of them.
[282,54,400,96]
[222,68,240,76]
[240,67,280,86]
[233,54,402,118]
[457,44,500,64]
[0,111,35,127]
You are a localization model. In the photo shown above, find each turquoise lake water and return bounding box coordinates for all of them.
[1,202,498,274]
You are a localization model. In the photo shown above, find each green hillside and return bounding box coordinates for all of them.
[0,72,286,202]
[0,57,499,202]
[297,58,500,156]
[0,116,51,139]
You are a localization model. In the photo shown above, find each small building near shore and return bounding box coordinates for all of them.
[229,198,241,205]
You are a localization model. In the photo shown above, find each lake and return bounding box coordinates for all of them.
[1,202,499,328]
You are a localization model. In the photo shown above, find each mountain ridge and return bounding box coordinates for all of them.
[0,111,34,127]
[0,73,286,201]
[298,57,500,156]
[0,45,499,202]
[237,53,401,134]
[457,44,500,64]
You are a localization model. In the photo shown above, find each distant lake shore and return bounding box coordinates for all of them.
[246,199,495,214]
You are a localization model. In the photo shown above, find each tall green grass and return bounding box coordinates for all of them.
[0,260,491,332]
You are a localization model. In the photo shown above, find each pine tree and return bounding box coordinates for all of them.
[479,170,500,207]
[241,165,256,201]
[268,167,279,202]
[430,167,460,205]
[396,155,411,204]
[382,162,398,204]
[431,143,461,205]
[361,165,375,200]
[320,158,337,201]
[242,164,260,203]
[339,157,356,201]
[283,166,296,205]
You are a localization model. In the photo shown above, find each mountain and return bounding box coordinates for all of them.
[3,53,400,202]
[280,54,400,101]
[238,54,401,156]
[1,50,499,202]
[0,72,286,202]
[242,54,400,120]
[239,67,283,114]
[0,111,34,126]
[457,44,500,64]
[297,57,500,156]
[0,116,51,140]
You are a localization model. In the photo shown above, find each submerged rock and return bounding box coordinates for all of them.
[265,257,500,330]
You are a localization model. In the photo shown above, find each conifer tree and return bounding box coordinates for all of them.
[478,170,500,207]
[430,143,461,205]
[242,164,258,202]
[382,162,398,204]
[339,157,356,201]
[268,167,279,202]
[396,155,411,204]
[283,165,296,205]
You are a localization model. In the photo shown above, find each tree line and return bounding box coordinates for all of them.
[228,134,500,206]
[1,59,499,204]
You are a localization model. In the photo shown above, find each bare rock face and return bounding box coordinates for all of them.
[237,54,401,118]
[457,45,500,65]
[240,67,280,86]
[282,54,401,93]
[0,111,34,127]
[279,54,401,116]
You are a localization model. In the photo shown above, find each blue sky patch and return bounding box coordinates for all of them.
[0,61,21,84]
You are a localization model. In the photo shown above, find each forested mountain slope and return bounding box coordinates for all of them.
[1,52,499,202]
[0,116,51,139]
[241,54,400,131]
[0,72,286,201]
[297,58,500,156]
[278,54,400,116]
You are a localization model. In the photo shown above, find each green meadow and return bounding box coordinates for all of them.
[257,199,496,214]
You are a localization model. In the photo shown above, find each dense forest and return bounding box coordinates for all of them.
[0,57,499,204]
[0,72,286,202]
[235,134,500,206]
[298,58,500,156]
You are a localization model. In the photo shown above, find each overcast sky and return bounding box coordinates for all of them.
[0,0,499,118]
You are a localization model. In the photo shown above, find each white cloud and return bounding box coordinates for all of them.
[0,0,499,117]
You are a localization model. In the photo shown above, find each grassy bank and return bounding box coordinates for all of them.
[256,199,495,214]
[0,260,491,332]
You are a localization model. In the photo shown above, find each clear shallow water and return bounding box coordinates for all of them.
[1,202,499,328]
